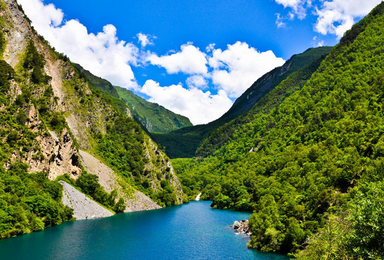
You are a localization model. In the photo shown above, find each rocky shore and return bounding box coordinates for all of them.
[231,220,251,236]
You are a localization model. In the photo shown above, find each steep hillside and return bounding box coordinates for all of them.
[72,63,120,98]
[152,47,332,158]
[174,2,384,257]
[220,47,333,122]
[0,0,183,239]
[73,63,193,133]
[115,86,193,133]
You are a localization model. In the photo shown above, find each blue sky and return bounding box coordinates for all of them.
[19,0,381,124]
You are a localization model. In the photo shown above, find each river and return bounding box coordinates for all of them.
[0,201,288,260]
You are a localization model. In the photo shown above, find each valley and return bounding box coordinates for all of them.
[1,0,384,259]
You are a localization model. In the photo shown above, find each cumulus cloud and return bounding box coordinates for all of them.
[148,43,208,75]
[137,33,154,48]
[141,80,233,125]
[186,75,208,89]
[18,0,140,90]
[208,42,285,98]
[314,0,382,38]
[144,42,285,122]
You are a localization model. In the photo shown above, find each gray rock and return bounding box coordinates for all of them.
[60,180,114,220]
[233,220,241,229]
[232,219,252,236]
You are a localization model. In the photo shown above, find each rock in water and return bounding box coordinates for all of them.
[231,220,251,236]
[233,221,241,229]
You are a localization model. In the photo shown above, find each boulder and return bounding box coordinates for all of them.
[233,221,241,229]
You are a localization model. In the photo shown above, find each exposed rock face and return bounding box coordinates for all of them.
[2,0,82,180]
[60,181,113,220]
[3,0,30,67]
[231,220,251,236]
[23,129,81,180]
[79,150,161,212]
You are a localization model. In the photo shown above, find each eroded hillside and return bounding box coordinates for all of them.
[0,0,183,239]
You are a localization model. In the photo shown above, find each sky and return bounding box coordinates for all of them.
[19,0,382,125]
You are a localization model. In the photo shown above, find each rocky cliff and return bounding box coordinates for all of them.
[0,0,183,219]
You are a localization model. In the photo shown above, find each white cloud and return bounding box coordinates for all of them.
[186,75,208,89]
[18,0,140,90]
[141,80,233,125]
[137,33,154,48]
[314,0,382,38]
[273,0,382,38]
[208,42,285,98]
[274,0,309,19]
[275,13,286,28]
[312,36,324,47]
[147,43,208,75]
[206,43,216,53]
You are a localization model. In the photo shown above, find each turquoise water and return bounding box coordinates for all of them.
[0,201,288,260]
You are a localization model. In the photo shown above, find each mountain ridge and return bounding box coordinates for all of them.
[72,63,193,133]
[152,46,333,158]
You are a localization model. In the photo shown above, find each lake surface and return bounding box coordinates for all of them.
[0,201,288,260]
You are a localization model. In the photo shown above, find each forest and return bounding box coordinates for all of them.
[173,2,384,258]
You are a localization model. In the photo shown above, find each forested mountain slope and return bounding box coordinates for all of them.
[0,0,183,239]
[73,63,192,133]
[152,47,332,158]
[173,2,384,258]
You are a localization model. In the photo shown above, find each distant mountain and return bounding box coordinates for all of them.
[73,63,120,98]
[115,86,193,133]
[152,46,333,158]
[73,64,192,133]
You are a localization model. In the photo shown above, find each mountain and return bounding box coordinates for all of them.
[72,63,120,99]
[152,46,333,158]
[220,47,333,122]
[0,0,183,239]
[73,63,193,133]
[173,2,384,257]
[115,86,193,133]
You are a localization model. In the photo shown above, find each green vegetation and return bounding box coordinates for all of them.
[0,40,76,238]
[0,0,182,240]
[72,63,120,98]
[72,63,192,133]
[0,31,6,58]
[115,86,192,133]
[23,40,51,85]
[173,2,384,257]
[0,165,73,239]
[153,47,333,158]
[97,117,146,181]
